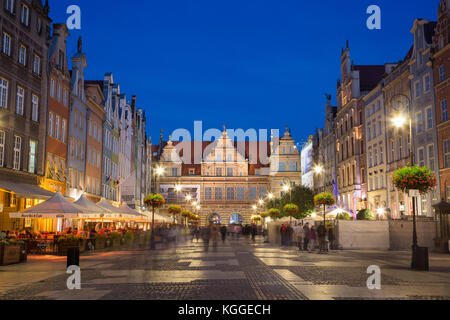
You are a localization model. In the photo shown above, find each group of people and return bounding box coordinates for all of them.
[281,222,336,253]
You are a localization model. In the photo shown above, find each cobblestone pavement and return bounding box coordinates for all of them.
[0,237,449,300]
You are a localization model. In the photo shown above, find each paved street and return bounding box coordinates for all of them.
[0,237,449,300]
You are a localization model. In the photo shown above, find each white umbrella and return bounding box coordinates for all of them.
[73,194,107,219]
[10,192,80,219]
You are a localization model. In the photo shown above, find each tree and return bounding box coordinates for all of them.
[181,210,192,227]
[357,209,373,221]
[268,208,281,219]
[266,185,315,219]
[336,212,351,220]
[168,205,182,224]
[144,193,166,250]
[314,192,336,224]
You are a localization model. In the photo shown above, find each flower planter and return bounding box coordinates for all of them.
[19,243,28,262]
[112,238,121,248]
[94,238,106,250]
[0,245,22,266]
[58,241,81,255]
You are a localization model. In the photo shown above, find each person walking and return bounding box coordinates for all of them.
[220,225,227,244]
[303,223,310,251]
[251,223,257,242]
[317,223,327,254]
[310,226,317,252]
[328,227,335,251]
[297,223,305,251]
[201,226,210,252]
[280,224,287,246]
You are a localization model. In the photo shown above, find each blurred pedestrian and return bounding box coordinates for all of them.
[303,223,310,251]
[220,225,227,244]
[251,223,257,242]
[310,226,317,252]
[317,223,327,254]
[328,227,335,251]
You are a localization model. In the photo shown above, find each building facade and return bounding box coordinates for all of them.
[384,50,414,219]
[364,83,388,217]
[0,0,52,231]
[316,95,337,196]
[84,81,105,202]
[67,38,87,201]
[335,43,385,217]
[409,18,441,216]
[432,0,450,203]
[100,73,119,203]
[118,93,134,207]
[45,23,70,197]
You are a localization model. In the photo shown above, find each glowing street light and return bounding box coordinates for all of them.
[185,195,192,202]
[283,185,290,192]
[267,193,274,200]
[258,199,264,206]
[392,116,407,128]
[155,166,165,176]
[175,185,182,192]
[314,165,323,174]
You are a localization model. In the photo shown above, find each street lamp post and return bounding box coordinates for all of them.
[150,166,165,250]
[391,94,425,270]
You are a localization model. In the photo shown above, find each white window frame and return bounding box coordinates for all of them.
[428,144,435,172]
[414,80,421,99]
[20,4,29,26]
[2,32,11,56]
[15,86,24,115]
[48,112,54,137]
[0,77,8,108]
[18,44,27,66]
[55,115,60,140]
[425,106,433,130]
[33,54,41,75]
[418,147,425,168]
[13,135,21,170]
[0,130,5,167]
[28,140,36,173]
[423,74,431,92]
[31,94,38,122]
[63,88,68,106]
[5,0,14,14]
[61,119,66,143]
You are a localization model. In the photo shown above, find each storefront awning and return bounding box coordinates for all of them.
[0,180,55,200]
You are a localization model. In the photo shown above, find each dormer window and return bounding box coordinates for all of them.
[20,4,29,26]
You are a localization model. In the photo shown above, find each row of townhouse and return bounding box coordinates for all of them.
[310,0,449,219]
[0,0,151,232]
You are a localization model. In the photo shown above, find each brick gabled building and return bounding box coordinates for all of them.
[335,42,386,217]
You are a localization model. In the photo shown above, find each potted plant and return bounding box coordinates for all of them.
[314,192,336,224]
[124,232,135,247]
[268,208,281,219]
[57,235,83,255]
[283,203,299,224]
[144,193,166,250]
[336,212,351,221]
[109,232,122,248]
[357,209,374,221]
[95,233,107,250]
[181,210,192,227]
[0,240,22,266]
[393,165,437,270]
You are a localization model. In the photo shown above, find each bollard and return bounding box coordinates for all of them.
[412,246,429,271]
[67,246,80,268]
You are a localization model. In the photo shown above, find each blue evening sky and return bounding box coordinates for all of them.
[48,0,439,144]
